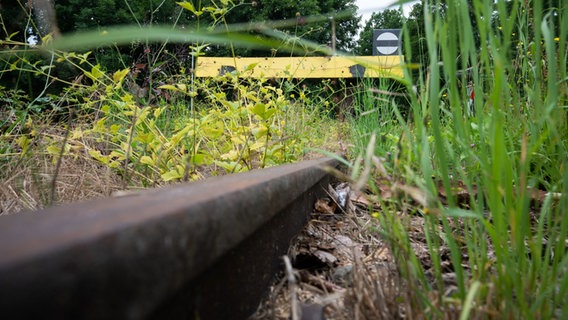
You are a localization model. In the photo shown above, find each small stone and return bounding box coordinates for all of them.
[301,303,325,320]
[331,264,353,284]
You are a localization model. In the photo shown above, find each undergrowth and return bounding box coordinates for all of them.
[347,0,568,318]
[0,1,343,214]
[3,0,567,318]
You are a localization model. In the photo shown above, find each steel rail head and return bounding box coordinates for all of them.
[0,157,338,320]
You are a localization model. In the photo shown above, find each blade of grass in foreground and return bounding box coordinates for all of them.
[46,26,293,53]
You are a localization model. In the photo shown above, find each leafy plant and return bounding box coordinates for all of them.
[0,0,346,212]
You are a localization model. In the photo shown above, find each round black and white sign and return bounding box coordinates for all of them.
[373,29,401,56]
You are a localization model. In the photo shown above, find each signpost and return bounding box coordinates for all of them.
[373,29,402,56]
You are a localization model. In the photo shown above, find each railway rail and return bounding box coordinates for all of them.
[0,157,339,320]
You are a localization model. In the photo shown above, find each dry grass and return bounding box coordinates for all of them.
[249,180,488,319]
[250,184,416,320]
[1,120,131,215]
[0,115,347,215]
[1,154,126,215]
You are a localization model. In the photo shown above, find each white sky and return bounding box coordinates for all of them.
[355,0,418,26]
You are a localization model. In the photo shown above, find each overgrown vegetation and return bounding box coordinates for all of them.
[1,0,567,318]
[0,1,344,213]
[347,0,568,318]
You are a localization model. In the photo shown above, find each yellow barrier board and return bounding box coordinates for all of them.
[195,56,403,79]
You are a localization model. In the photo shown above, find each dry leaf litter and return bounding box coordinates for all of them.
[250,182,447,320]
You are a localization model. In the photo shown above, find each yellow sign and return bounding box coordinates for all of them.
[195,56,403,79]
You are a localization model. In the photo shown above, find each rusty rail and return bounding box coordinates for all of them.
[0,157,338,320]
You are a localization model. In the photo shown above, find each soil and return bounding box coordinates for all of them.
[249,182,436,320]
[249,178,554,319]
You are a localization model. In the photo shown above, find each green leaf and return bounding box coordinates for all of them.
[85,64,104,81]
[49,26,291,53]
[161,169,182,181]
[109,150,126,161]
[443,208,482,219]
[221,100,239,110]
[263,108,276,120]
[158,84,178,91]
[113,68,130,83]
[16,135,31,150]
[177,1,202,16]
[249,141,266,151]
[140,155,154,166]
[110,124,122,134]
[108,160,121,168]
[170,126,191,146]
[251,124,268,138]
[460,281,481,320]
[176,83,187,92]
[214,160,244,173]
[7,31,19,40]
[221,149,239,161]
[177,1,195,12]
[245,63,259,71]
[190,153,208,165]
[251,103,266,117]
[88,149,110,164]
[46,145,62,155]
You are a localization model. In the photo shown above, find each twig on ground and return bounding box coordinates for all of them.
[283,255,300,320]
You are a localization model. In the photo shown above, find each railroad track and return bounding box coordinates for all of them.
[0,157,338,320]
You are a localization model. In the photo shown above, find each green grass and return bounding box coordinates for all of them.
[349,78,404,157]
[348,0,568,317]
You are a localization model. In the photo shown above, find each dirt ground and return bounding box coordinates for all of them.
[249,176,556,320]
[249,182,445,320]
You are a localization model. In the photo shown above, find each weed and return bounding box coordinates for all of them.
[0,1,343,213]
[348,0,567,318]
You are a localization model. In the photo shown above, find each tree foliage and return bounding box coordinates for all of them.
[50,0,360,57]
[404,2,427,65]
[196,0,361,56]
[54,0,192,30]
[0,0,361,97]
